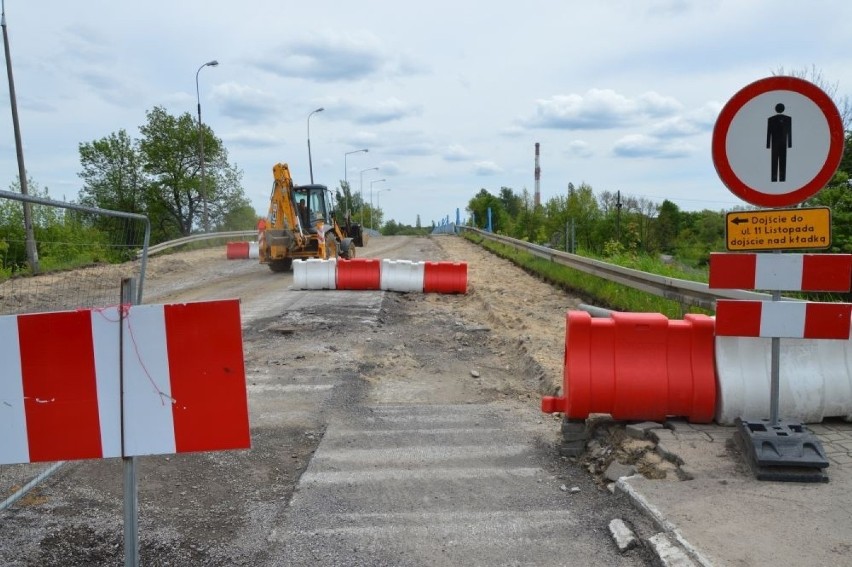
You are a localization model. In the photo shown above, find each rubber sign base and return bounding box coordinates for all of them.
[734,418,829,483]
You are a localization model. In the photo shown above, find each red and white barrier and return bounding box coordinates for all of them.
[291,258,468,294]
[226,242,250,259]
[541,311,717,423]
[715,335,852,424]
[715,300,852,339]
[0,300,250,466]
[293,258,337,290]
[710,252,852,291]
[381,260,425,292]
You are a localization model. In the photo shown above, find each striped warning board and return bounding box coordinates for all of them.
[709,252,852,292]
[0,299,250,465]
[715,300,852,339]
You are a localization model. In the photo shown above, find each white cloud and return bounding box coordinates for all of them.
[565,140,594,158]
[354,98,422,124]
[221,129,280,148]
[444,144,473,161]
[474,161,502,175]
[212,82,279,122]
[524,89,682,129]
[253,30,423,83]
[611,134,694,159]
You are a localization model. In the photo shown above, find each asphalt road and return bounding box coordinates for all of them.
[0,235,657,566]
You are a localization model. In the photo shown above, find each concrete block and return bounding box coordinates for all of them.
[626,421,663,440]
[646,533,697,567]
[604,461,636,482]
[608,518,639,552]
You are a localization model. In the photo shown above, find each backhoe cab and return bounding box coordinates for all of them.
[259,163,357,272]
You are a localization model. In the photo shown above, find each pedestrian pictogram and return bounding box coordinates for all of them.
[712,76,845,207]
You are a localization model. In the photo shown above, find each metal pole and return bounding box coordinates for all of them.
[369,179,385,231]
[121,278,139,567]
[307,107,324,184]
[769,289,781,426]
[1,1,38,273]
[344,149,368,215]
[359,167,378,227]
[196,60,218,232]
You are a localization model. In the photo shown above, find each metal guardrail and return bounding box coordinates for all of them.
[139,230,256,258]
[459,227,777,311]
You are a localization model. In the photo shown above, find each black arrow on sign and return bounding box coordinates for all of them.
[731,216,749,225]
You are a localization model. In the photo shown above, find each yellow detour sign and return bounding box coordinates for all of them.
[725,207,831,251]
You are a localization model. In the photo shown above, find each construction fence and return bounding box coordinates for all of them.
[0,188,149,510]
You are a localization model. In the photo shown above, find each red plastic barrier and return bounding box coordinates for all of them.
[541,311,716,423]
[337,258,381,290]
[423,261,468,294]
[226,242,250,259]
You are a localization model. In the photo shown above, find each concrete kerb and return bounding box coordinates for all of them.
[615,477,714,567]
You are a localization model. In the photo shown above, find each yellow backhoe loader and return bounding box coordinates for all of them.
[258,163,358,272]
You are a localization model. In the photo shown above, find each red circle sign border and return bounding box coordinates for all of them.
[712,76,845,208]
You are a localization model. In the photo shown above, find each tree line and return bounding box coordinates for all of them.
[1,106,257,274]
[465,131,852,268]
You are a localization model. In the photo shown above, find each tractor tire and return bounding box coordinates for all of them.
[268,258,293,272]
[325,236,339,260]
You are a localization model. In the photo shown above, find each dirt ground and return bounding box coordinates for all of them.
[0,235,660,566]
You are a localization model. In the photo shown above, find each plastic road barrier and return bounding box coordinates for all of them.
[293,258,337,290]
[541,311,716,423]
[715,335,852,424]
[423,261,468,294]
[381,259,426,293]
[248,241,259,259]
[226,241,250,259]
[337,258,381,290]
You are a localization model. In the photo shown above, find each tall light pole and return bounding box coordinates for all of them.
[369,178,385,230]
[359,167,378,227]
[376,188,391,229]
[307,107,324,183]
[196,59,218,232]
[2,1,37,272]
[344,148,368,214]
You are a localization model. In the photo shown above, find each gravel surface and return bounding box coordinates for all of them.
[0,235,657,566]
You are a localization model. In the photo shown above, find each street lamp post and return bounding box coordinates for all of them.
[2,1,38,272]
[196,59,218,232]
[344,148,368,214]
[359,167,378,227]
[369,178,386,230]
[307,107,324,183]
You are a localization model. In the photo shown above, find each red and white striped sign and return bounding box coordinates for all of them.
[709,252,852,292]
[0,299,250,466]
[715,300,852,339]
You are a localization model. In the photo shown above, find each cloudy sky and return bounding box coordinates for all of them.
[1,0,850,227]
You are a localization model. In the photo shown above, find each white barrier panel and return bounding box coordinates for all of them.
[381,259,425,293]
[248,241,259,259]
[293,258,337,290]
[715,335,852,424]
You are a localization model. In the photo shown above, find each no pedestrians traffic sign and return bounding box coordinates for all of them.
[712,76,845,208]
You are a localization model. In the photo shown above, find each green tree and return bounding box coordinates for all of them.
[654,200,681,254]
[78,129,147,235]
[467,188,509,232]
[139,106,215,239]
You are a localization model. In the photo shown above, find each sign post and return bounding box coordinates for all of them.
[711,76,847,482]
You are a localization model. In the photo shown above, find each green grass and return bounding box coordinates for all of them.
[463,232,710,318]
